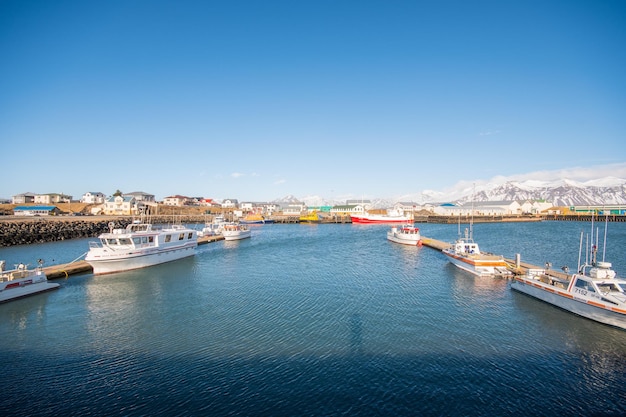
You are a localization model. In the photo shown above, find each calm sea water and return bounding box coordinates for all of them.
[1,221,626,416]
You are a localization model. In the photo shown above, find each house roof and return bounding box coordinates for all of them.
[14,205,57,211]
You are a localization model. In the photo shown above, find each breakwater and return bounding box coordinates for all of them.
[0,219,128,247]
[0,216,207,247]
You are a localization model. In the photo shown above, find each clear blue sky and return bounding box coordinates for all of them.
[2,0,625,202]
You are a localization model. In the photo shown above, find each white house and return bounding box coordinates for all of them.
[123,191,156,203]
[80,192,106,204]
[434,201,521,216]
[519,200,553,214]
[395,202,419,213]
[330,204,364,216]
[346,199,372,210]
[221,199,239,208]
[281,202,307,215]
[103,195,137,216]
[34,193,72,204]
[11,192,36,204]
[163,195,189,206]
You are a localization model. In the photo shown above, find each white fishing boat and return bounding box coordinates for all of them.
[198,215,228,237]
[442,191,510,277]
[387,224,422,246]
[0,260,59,303]
[222,223,251,241]
[511,217,626,330]
[442,227,511,276]
[85,221,198,275]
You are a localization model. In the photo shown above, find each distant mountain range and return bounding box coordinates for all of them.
[278,177,626,208]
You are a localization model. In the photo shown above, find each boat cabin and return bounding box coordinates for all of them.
[453,241,481,255]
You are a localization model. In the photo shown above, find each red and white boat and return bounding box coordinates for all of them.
[350,208,412,224]
[222,223,251,241]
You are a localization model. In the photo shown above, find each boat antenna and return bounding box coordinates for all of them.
[577,230,584,273]
[602,213,608,262]
[469,183,475,240]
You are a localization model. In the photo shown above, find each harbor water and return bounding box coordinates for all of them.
[1,221,626,416]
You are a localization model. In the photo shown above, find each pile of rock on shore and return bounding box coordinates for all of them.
[0,215,206,247]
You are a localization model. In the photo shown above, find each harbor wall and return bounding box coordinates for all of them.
[1,213,624,247]
[0,216,207,247]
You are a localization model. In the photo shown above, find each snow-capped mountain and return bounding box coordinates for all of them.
[281,177,626,208]
[455,178,626,206]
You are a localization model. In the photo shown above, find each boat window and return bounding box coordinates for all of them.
[597,283,619,294]
[165,235,172,243]
[574,279,595,292]
[106,238,117,245]
[132,237,141,245]
[178,233,185,241]
[148,236,154,243]
[188,232,193,239]
[119,238,132,245]
[141,237,148,244]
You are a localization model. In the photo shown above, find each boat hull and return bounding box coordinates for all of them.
[351,215,412,224]
[387,227,422,246]
[86,243,197,275]
[443,249,509,276]
[0,272,59,303]
[223,231,252,241]
[511,278,626,330]
[240,220,273,224]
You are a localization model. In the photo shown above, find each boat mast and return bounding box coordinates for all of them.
[602,214,608,262]
[469,183,475,240]
[577,230,584,273]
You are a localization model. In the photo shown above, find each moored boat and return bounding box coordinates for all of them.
[222,223,252,241]
[85,221,198,275]
[511,218,626,330]
[240,213,274,224]
[0,260,59,303]
[299,211,321,223]
[442,227,510,276]
[350,208,412,224]
[387,225,422,246]
[198,215,228,236]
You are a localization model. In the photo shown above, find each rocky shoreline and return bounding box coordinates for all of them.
[0,216,206,247]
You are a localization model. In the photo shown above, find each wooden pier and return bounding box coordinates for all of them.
[419,236,569,280]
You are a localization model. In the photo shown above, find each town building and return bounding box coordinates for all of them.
[80,192,106,204]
